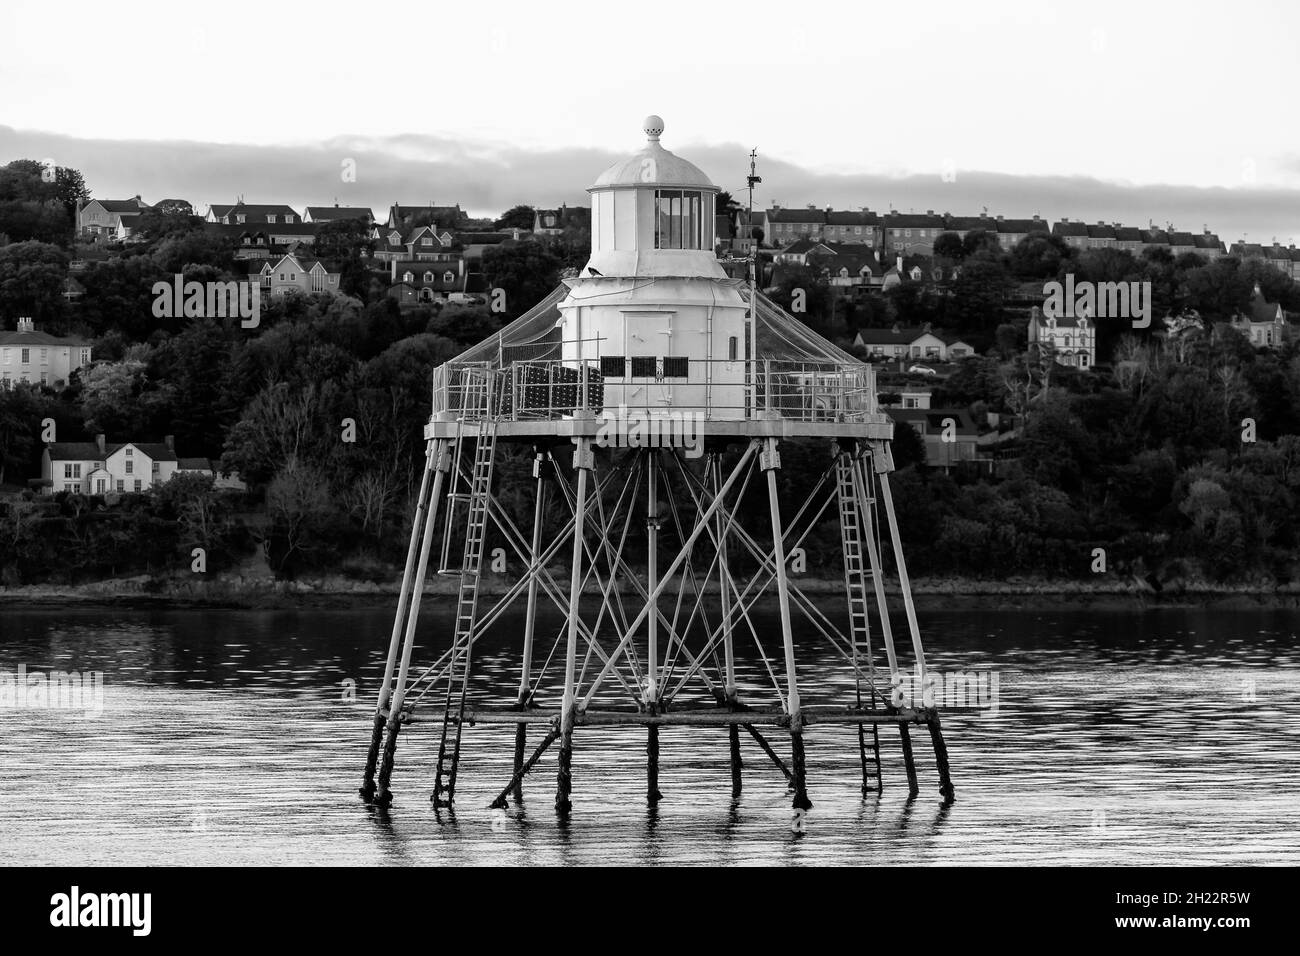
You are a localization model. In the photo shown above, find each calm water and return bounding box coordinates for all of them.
[1,603,1298,866]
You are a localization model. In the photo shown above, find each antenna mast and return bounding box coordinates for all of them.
[746,147,761,413]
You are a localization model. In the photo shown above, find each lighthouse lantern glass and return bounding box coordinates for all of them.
[654,189,702,249]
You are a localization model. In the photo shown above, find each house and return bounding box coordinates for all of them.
[208,222,324,260]
[1113,225,1145,254]
[41,435,180,495]
[879,388,932,409]
[387,204,465,233]
[885,408,980,469]
[1232,283,1288,347]
[823,209,882,247]
[1168,230,1198,258]
[531,205,589,236]
[1193,229,1225,261]
[880,255,932,290]
[820,245,882,288]
[206,202,301,226]
[76,197,150,239]
[854,323,972,361]
[388,259,467,305]
[0,318,92,387]
[1028,305,1095,369]
[1052,219,1089,250]
[993,216,1050,249]
[883,211,947,255]
[303,205,374,224]
[764,205,827,244]
[249,254,342,296]
[775,239,835,265]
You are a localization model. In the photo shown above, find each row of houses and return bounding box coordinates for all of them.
[746,205,1236,259]
[1227,242,1300,281]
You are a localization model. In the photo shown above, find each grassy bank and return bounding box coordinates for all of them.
[3,571,1299,611]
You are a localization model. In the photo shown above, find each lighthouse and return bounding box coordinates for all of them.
[360,116,955,826]
[559,115,749,417]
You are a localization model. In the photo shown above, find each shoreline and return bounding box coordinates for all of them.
[2,573,1298,611]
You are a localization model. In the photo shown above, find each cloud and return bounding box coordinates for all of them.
[2,125,1297,245]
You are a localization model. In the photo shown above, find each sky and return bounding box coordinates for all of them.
[2,0,1298,243]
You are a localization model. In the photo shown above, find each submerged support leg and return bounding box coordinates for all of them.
[513,452,549,799]
[713,453,742,798]
[763,438,812,814]
[374,440,450,807]
[647,724,662,802]
[556,437,593,815]
[728,722,743,797]
[645,450,662,803]
[927,710,956,802]
[362,439,436,798]
[898,722,920,798]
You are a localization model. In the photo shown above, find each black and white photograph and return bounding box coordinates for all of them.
[0,0,1294,934]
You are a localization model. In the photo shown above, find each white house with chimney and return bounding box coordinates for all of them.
[0,318,93,387]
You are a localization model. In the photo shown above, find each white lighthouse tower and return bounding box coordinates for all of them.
[360,116,955,826]
[560,116,748,417]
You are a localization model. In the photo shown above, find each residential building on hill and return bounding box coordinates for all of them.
[1028,305,1095,368]
[303,205,374,224]
[883,211,947,255]
[77,197,150,239]
[854,323,973,361]
[0,318,92,386]
[249,254,341,296]
[1232,283,1289,347]
[41,435,179,495]
[885,407,980,469]
[206,202,301,225]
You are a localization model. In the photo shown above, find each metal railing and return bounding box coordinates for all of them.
[432,359,882,424]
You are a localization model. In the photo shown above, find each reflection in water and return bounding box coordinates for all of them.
[0,604,1297,864]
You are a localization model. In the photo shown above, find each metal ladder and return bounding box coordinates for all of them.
[835,450,883,791]
[432,419,498,806]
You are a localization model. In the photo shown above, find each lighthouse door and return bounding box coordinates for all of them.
[622,311,672,416]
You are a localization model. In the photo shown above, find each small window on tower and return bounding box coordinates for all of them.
[728,336,738,361]
[630,356,657,377]
[600,356,626,378]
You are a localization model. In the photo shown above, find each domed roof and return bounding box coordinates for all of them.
[589,115,717,192]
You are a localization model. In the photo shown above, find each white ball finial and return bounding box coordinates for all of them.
[643,115,664,142]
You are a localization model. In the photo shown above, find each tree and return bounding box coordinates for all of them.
[482,243,563,317]
[0,241,70,325]
[961,229,1002,259]
[264,457,335,576]
[494,205,535,231]
[933,231,964,260]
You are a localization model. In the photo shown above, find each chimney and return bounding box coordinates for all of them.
[164,435,175,453]
[16,316,33,333]
[896,255,903,272]
[926,209,935,216]
[807,203,817,210]
[996,215,1004,221]
[95,434,106,455]
[923,321,932,333]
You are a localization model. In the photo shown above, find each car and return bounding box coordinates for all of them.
[908,364,937,376]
